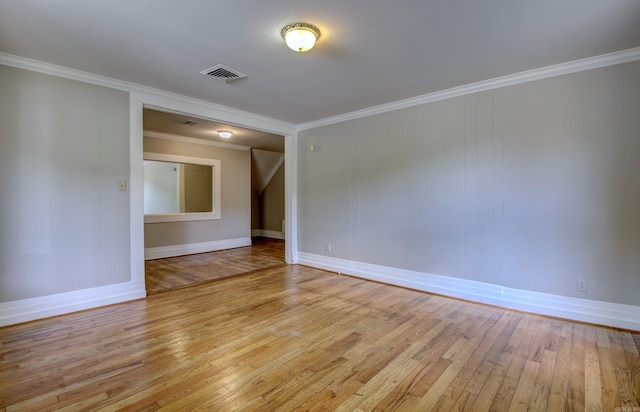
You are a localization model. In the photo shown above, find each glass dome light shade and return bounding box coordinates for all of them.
[281,23,320,52]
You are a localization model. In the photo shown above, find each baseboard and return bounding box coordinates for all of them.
[0,281,146,327]
[296,252,640,331]
[145,237,252,260]
[251,229,285,240]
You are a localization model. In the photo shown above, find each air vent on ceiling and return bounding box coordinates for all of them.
[200,64,247,83]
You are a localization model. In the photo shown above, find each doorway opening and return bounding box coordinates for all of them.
[142,108,286,294]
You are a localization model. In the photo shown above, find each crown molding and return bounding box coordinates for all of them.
[297,47,640,131]
[0,52,130,91]
[144,130,251,151]
[0,52,297,137]
[4,47,638,136]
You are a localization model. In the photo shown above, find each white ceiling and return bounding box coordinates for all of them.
[1,0,639,125]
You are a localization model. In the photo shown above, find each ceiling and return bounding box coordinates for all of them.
[144,108,284,152]
[1,1,639,125]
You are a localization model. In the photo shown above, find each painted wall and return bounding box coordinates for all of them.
[183,163,212,213]
[143,136,251,248]
[297,61,640,306]
[259,163,285,233]
[251,190,260,231]
[0,65,131,302]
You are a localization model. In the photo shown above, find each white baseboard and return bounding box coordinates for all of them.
[251,229,285,240]
[0,281,146,327]
[296,252,640,331]
[145,237,252,260]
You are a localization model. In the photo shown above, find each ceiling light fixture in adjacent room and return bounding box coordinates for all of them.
[218,131,233,139]
[281,22,321,52]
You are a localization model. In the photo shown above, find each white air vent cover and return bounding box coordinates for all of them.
[200,64,247,83]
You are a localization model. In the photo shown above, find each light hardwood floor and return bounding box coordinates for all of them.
[1,264,639,411]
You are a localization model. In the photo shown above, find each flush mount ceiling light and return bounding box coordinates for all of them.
[281,22,321,52]
[218,131,233,139]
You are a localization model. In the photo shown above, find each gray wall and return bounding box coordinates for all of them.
[251,190,260,231]
[143,136,251,247]
[0,65,131,302]
[259,163,285,233]
[183,164,213,213]
[297,61,640,306]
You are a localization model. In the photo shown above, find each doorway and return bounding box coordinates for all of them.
[141,108,286,293]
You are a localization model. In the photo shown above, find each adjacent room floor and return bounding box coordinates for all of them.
[145,237,285,294]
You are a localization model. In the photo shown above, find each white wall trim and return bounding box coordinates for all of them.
[284,133,297,264]
[0,52,130,91]
[251,229,285,240]
[129,99,146,288]
[297,47,640,131]
[0,281,146,327]
[296,253,640,331]
[145,237,252,260]
[144,130,251,151]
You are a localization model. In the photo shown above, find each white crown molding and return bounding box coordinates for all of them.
[5,48,639,135]
[145,237,252,260]
[144,130,251,151]
[0,52,297,137]
[0,281,146,327]
[0,52,130,91]
[296,252,640,331]
[297,47,640,131]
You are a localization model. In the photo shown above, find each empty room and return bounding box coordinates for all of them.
[1,1,639,410]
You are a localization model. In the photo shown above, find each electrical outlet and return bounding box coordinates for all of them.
[577,279,587,292]
[118,180,127,191]
[325,243,331,252]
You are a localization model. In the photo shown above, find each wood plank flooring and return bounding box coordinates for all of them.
[145,237,285,294]
[1,264,639,411]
